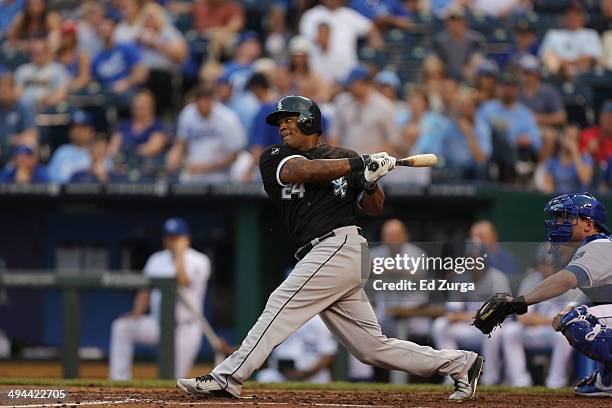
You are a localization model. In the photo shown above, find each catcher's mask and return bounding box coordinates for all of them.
[265,95,322,135]
[544,192,610,245]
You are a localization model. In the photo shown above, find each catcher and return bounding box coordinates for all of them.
[473,192,612,397]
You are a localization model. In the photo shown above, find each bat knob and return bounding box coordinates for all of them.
[368,161,379,172]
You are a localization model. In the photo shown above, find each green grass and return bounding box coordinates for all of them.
[0,378,574,394]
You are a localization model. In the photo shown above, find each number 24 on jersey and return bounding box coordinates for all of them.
[281,183,305,200]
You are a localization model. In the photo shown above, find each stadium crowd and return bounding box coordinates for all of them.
[0,0,611,192]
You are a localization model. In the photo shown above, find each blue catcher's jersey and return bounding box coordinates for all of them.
[565,233,612,305]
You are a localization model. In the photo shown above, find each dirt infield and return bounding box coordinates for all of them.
[1,386,610,408]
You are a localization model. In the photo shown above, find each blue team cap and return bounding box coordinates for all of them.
[13,145,35,156]
[71,110,94,127]
[476,60,499,77]
[237,30,258,46]
[374,70,401,90]
[343,65,370,87]
[163,217,190,236]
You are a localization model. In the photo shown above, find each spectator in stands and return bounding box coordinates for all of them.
[287,36,330,102]
[0,72,37,166]
[215,71,259,131]
[540,2,602,78]
[240,73,279,182]
[473,60,498,104]
[517,54,566,163]
[8,0,61,52]
[430,5,485,81]
[374,70,409,126]
[478,72,541,171]
[69,135,119,183]
[192,0,245,60]
[436,87,492,179]
[0,0,25,33]
[47,110,98,183]
[589,0,612,34]
[219,30,261,93]
[432,241,510,385]
[542,124,593,194]
[92,16,148,113]
[136,2,188,115]
[349,0,414,30]
[166,85,246,184]
[306,22,341,86]
[256,315,337,383]
[0,144,49,183]
[439,71,462,116]
[402,87,448,155]
[330,65,401,155]
[580,101,612,166]
[420,55,446,112]
[469,220,520,276]
[113,0,143,44]
[498,18,539,72]
[300,0,384,85]
[77,1,106,58]
[14,36,70,113]
[501,244,575,388]
[56,21,92,92]
[110,90,168,180]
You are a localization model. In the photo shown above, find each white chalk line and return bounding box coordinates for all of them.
[1,397,392,408]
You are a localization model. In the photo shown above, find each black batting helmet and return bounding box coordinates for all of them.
[265,95,322,135]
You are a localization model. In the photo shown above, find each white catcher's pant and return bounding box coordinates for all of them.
[211,227,476,397]
[109,315,202,380]
[501,321,574,387]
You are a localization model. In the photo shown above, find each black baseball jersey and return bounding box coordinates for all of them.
[259,144,365,247]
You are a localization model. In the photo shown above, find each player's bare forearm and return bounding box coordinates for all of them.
[359,186,384,215]
[280,157,355,184]
[522,269,577,305]
[132,290,150,315]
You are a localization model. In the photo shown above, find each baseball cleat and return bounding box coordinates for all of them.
[176,374,235,398]
[448,355,484,403]
[575,371,612,397]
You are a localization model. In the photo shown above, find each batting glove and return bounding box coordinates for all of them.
[371,152,396,170]
[365,156,392,183]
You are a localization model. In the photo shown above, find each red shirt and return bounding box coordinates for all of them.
[193,1,244,32]
[579,126,612,163]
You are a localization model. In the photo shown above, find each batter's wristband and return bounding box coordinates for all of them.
[512,295,527,315]
[364,181,378,195]
[348,155,370,172]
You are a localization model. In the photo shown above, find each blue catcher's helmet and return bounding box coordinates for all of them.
[544,193,610,243]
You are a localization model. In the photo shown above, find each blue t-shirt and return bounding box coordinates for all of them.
[92,43,142,88]
[0,101,36,148]
[349,0,410,20]
[545,154,594,194]
[116,119,166,148]
[0,0,24,32]
[222,61,254,92]
[439,116,492,171]
[47,144,91,183]
[477,100,541,151]
[0,165,50,183]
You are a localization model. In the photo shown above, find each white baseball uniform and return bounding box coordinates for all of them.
[256,315,338,383]
[432,267,510,385]
[501,268,577,387]
[109,248,210,379]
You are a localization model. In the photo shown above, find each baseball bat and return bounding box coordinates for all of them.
[368,153,438,171]
[177,287,226,366]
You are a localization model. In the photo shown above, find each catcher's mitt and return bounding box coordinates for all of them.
[472,293,527,335]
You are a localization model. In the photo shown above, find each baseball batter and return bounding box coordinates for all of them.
[474,193,612,397]
[178,96,483,402]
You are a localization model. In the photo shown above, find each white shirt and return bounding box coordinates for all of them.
[299,6,372,82]
[14,61,69,112]
[540,28,603,61]
[177,102,247,183]
[270,315,337,383]
[472,0,520,16]
[144,248,210,325]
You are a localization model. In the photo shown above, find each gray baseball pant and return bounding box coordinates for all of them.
[212,226,476,396]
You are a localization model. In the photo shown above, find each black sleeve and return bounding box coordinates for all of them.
[259,145,305,186]
[343,149,365,192]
